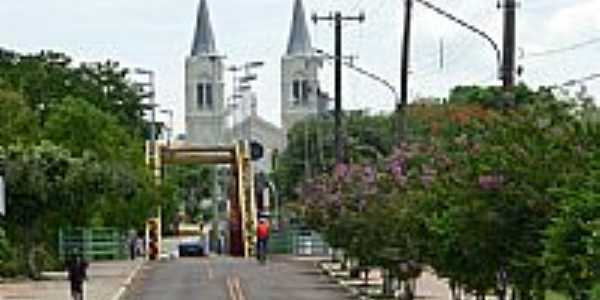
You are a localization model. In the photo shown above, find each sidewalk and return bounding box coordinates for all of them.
[0,260,144,300]
[312,256,453,300]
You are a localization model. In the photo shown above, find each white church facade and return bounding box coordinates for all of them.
[185,0,330,172]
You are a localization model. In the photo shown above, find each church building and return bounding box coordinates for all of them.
[185,0,329,172]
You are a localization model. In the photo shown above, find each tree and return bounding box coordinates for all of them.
[544,188,600,299]
[448,84,553,108]
[286,84,600,300]
[160,165,214,230]
[0,50,147,137]
[1,141,155,277]
[43,96,143,164]
[2,142,84,277]
[0,88,38,147]
[0,49,156,278]
[274,113,394,202]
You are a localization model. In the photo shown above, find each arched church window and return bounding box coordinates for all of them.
[205,84,213,109]
[292,80,301,105]
[301,80,310,103]
[197,83,214,110]
[291,79,311,106]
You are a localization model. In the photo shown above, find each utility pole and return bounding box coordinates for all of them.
[313,11,365,165]
[399,0,413,142]
[500,1,516,287]
[501,0,517,89]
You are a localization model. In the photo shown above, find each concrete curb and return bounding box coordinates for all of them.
[110,261,145,300]
[40,271,68,281]
[314,260,359,297]
[315,260,386,300]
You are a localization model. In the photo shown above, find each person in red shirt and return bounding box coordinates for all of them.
[256,218,270,263]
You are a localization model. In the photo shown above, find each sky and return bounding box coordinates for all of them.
[1,0,599,135]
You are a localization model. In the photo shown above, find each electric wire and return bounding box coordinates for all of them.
[525,36,600,59]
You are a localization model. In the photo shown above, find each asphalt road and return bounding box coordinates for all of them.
[126,256,350,300]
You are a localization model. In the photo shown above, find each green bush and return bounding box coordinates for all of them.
[0,229,10,259]
[0,230,24,277]
[591,283,600,300]
[0,259,25,278]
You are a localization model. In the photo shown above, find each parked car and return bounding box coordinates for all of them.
[179,238,204,257]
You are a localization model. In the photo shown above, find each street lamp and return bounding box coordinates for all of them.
[133,68,157,158]
[133,67,163,260]
[239,74,258,83]
[134,68,153,75]
[228,61,264,73]
[245,61,264,69]
[238,84,252,92]
[227,61,265,141]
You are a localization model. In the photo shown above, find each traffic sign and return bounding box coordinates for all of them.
[250,141,264,161]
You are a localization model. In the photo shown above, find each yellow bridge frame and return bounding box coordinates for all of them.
[147,141,257,258]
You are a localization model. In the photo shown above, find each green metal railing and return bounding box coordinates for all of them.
[270,229,295,254]
[59,228,127,261]
[270,227,330,256]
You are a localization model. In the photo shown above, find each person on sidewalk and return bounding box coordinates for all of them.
[128,233,137,260]
[256,218,270,263]
[135,234,145,257]
[218,232,225,255]
[67,250,88,300]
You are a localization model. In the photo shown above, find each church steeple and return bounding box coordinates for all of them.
[186,0,225,146]
[286,0,312,56]
[191,0,216,56]
[281,0,323,136]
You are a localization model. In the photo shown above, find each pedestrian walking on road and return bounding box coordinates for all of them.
[129,235,136,260]
[256,218,270,264]
[66,250,88,300]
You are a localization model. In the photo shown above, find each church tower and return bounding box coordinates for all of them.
[186,0,226,146]
[281,0,324,134]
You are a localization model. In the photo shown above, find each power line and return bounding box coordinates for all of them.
[526,36,600,59]
[413,0,502,73]
[560,73,600,87]
[411,2,498,78]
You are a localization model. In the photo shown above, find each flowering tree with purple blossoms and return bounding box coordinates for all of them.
[277,85,600,300]
[420,95,600,299]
